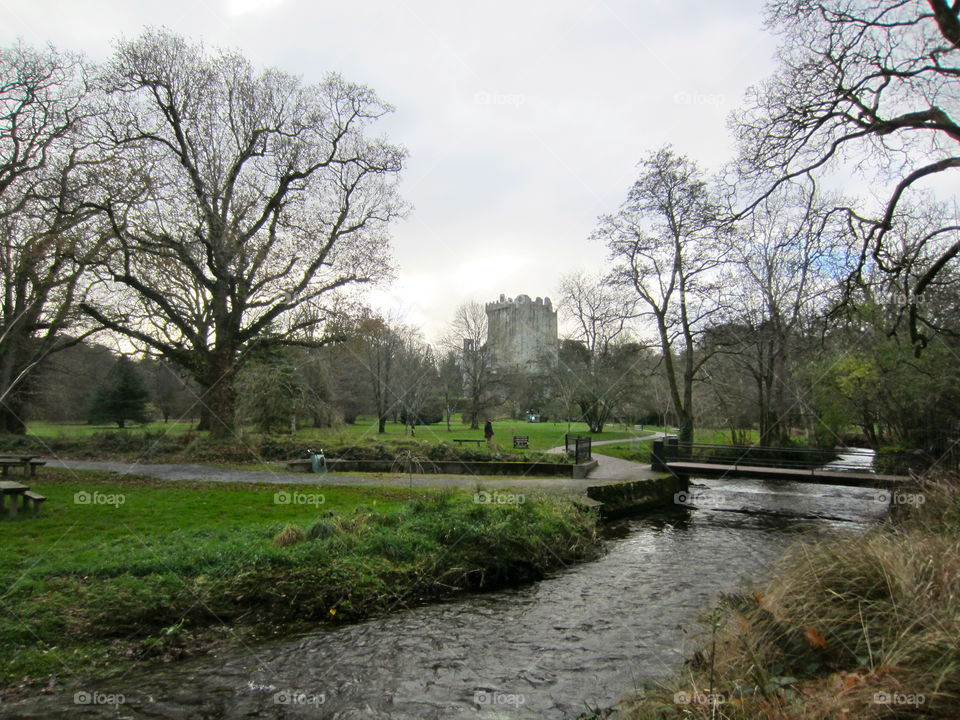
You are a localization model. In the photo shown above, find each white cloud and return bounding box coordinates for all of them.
[225,0,285,17]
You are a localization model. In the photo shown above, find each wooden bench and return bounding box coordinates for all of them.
[513,435,529,448]
[452,439,485,446]
[20,491,45,515]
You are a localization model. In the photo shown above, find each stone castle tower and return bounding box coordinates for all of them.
[485,294,558,373]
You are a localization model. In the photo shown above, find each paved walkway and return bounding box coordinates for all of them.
[546,431,670,482]
[48,431,671,496]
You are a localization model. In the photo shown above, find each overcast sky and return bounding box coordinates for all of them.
[1,0,779,344]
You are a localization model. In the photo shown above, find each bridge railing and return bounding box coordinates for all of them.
[651,439,925,475]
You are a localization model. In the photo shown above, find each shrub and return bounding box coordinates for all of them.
[272,524,306,547]
[306,519,337,540]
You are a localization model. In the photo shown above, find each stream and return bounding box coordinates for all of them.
[3,475,888,719]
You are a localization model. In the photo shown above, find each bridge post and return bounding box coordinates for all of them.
[663,437,689,489]
[666,437,679,461]
[651,439,666,471]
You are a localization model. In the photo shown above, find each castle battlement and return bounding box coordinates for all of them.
[485,293,553,313]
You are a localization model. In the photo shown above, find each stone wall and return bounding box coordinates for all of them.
[586,475,687,518]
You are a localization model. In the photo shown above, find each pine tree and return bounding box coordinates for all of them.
[87,357,152,428]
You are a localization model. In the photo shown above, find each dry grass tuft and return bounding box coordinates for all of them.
[272,524,306,547]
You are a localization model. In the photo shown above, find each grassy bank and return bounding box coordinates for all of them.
[609,476,960,719]
[593,439,656,462]
[0,468,599,696]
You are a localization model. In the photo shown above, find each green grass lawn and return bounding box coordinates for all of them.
[16,418,762,468]
[273,416,647,452]
[21,420,764,448]
[19,416,648,460]
[592,439,656,462]
[0,468,598,692]
[27,420,196,438]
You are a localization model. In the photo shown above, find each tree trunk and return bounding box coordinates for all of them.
[0,400,27,435]
[202,363,238,439]
[676,412,693,446]
[0,340,29,434]
[378,415,387,433]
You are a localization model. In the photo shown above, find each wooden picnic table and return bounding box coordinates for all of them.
[1,480,27,517]
[0,479,46,517]
[0,454,46,477]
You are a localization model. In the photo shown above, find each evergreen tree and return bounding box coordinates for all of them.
[87,356,151,428]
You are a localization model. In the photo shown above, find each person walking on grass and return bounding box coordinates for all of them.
[484,420,494,443]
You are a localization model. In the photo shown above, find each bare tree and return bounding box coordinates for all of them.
[82,29,405,437]
[557,272,641,432]
[437,350,461,432]
[558,271,637,361]
[734,0,960,355]
[393,334,438,433]
[717,184,849,445]
[0,42,108,433]
[341,312,405,434]
[555,337,645,433]
[595,146,728,444]
[445,301,494,430]
[235,347,317,436]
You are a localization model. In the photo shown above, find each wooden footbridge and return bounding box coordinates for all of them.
[651,439,915,489]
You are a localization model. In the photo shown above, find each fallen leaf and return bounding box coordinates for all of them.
[804,626,830,649]
[842,673,861,690]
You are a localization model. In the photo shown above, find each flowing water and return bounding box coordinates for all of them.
[4,477,888,719]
